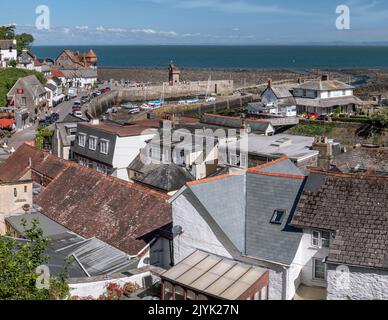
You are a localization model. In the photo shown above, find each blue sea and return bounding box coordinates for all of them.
[32,45,388,69]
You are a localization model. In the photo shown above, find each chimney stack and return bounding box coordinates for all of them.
[312,136,333,171]
[268,79,272,88]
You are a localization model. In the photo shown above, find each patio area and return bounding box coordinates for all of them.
[294,285,327,300]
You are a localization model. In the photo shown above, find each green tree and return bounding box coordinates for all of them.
[0,25,16,39]
[1,25,34,54]
[16,33,34,53]
[35,127,54,150]
[0,219,70,300]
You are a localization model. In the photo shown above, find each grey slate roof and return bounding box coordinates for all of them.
[6,213,68,238]
[270,85,294,99]
[295,79,354,91]
[7,75,46,99]
[0,40,16,50]
[7,213,139,277]
[45,83,57,92]
[292,170,388,269]
[245,171,304,265]
[332,147,388,175]
[190,172,247,253]
[129,155,194,192]
[182,158,306,266]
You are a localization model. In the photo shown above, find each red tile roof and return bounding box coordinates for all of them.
[0,144,47,181]
[0,144,172,255]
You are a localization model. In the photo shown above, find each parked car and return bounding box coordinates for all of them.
[121,102,138,109]
[81,96,90,104]
[316,115,330,122]
[73,110,83,118]
[128,107,140,114]
[103,87,111,94]
[68,87,78,99]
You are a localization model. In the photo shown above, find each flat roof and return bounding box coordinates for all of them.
[161,250,267,300]
[223,133,319,162]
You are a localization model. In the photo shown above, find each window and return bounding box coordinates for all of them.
[96,163,108,175]
[270,209,286,225]
[89,136,97,151]
[163,282,173,300]
[78,133,86,147]
[187,290,196,301]
[21,97,27,106]
[260,286,268,300]
[240,153,248,168]
[229,152,240,166]
[313,258,326,280]
[100,139,109,155]
[175,286,185,301]
[14,188,17,197]
[312,229,331,248]
[24,186,27,193]
[198,294,208,301]
[150,147,161,160]
[254,291,260,300]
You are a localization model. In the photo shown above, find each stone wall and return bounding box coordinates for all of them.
[327,264,388,300]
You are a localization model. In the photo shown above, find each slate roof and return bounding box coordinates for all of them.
[0,40,16,50]
[80,119,160,138]
[182,157,306,266]
[292,169,388,269]
[129,155,194,192]
[7,75,46,99]
[332,147,388,175]
[266,85,294,99]
[294,96,364,108]
[295,79,354,91]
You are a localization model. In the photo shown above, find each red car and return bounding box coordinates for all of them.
[308,112,319,120]
[103,87,111,94]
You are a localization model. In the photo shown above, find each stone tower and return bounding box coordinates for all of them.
[168,63,181,86]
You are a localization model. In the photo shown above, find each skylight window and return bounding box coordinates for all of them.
[270,209,286,225]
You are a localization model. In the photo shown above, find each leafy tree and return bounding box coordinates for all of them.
[1,25,34,54]
[0,25,16,39]
[0,219,70,300]
[16,33,34,53]
[35,127,54,150]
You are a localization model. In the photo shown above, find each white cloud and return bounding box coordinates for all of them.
[131,28,178,36]
[75,25,89,31]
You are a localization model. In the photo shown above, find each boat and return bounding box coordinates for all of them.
[121,102,138,109]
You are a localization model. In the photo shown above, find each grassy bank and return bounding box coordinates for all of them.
[0,68,46,107]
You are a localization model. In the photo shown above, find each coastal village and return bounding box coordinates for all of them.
[1,37,388,301]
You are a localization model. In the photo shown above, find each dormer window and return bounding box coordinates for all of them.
[270,209,286,225]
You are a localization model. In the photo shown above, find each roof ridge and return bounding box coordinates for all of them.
[308,167,388,181]
[248,171,305,180]
[247,156,289,173]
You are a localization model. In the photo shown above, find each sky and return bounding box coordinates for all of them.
[1,0,388,45]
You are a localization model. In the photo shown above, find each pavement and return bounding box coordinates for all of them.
[1,88,94,152]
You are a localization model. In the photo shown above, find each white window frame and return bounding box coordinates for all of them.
[312,229,331,248]
[78,133,86,148]
[100,139,109,155]
[313,258,327,281]
[96,163,108,175]
[89,136,98,151]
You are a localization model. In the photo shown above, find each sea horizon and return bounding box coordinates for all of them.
[31,45,388,69]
